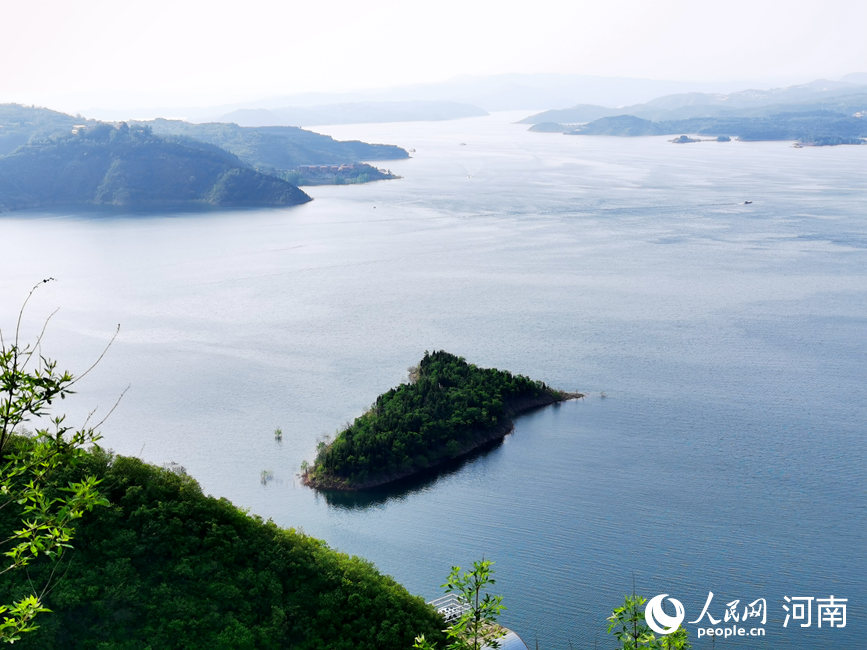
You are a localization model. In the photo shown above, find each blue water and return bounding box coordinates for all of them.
[1,113,864,648]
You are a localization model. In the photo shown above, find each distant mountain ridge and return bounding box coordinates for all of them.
[232,75,748,113]
[521,78,867,124]
[522,78,867,145]
[549,111,867,145]
[218,100,487,127]
[81,73,765,123]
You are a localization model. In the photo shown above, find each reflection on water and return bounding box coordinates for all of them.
[319,436,507,509]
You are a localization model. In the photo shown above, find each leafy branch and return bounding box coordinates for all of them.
[0,280,113,643]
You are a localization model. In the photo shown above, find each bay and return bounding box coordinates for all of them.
[1,112,864,648]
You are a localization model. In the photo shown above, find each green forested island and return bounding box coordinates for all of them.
[0,122,311,211]
[0,442,445,649]
[304,351,580,490]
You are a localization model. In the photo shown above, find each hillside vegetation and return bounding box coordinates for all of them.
[0,104,408,201]
[0,104,83,155]
[139,119,408,176]
[0,123,311,211]
[0,442,445,649]
[305,351,576,490]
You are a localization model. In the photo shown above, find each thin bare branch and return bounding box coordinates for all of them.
[91,384,130,431]
[19,307,61,372]
[39,550,74,600]
[15,279,56,349]
[68,323,120,387]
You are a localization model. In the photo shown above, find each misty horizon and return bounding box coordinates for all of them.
[4,0,866,115]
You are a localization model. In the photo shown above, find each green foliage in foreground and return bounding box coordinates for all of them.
[308,351,561,487]
[0,449,446,649]
[415,559,505,650]
[608,594,690,649]
[1,281,108,643]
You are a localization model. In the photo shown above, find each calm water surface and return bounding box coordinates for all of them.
[1,113,864,648]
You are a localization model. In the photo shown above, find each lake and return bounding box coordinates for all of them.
[1,112,864,648]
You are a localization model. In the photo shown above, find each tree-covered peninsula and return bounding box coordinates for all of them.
[0,104,409,204]
[0,122,312,211]
[304,351,580,490]
[142,119,407,165]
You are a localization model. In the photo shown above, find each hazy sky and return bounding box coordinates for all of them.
[2,0,865,112]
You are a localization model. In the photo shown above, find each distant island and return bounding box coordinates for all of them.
[303,351,581,491]
[522,79,867,145]
[0,122,311,211]
[530,111,867,145]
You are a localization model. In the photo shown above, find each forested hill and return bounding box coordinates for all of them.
[305,351,579,490]
[0,104,408,165]
[139,119,409,171]
[0,104,408,192]
[0,122,312,211]
[0,445,445,649]
[0,104,83,155]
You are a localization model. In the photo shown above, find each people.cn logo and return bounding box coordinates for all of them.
[645,594,686,635]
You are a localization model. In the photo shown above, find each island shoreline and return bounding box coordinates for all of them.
[302,390,583,492]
